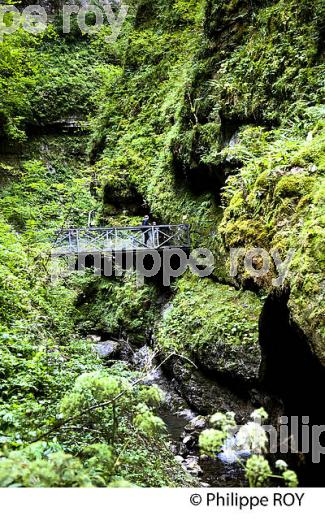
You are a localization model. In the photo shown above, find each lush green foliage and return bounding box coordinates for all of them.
[0,363,190,487]
[89,0,324,356]
[0,3,193,488]
[156,274,262,381]
[77,272,160,343]
[220,121,325,357]
[0,0,323,488]
[0,17,107,141]
[199,409,299,488]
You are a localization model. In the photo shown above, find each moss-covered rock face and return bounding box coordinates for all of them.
[157,274,263,383]
[164,357,256,417]
[102,169,142,216]
[76,273,160,344]
[203,0,323,122]
[0,135,96,232]
[220,124,325,360]
[88,0,227,263]
[90,0,324,363]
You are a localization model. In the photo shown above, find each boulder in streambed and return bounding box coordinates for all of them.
[185,416,207,432]
[165,357,255,419]
[93,340,121,360]
[156,275,263,385]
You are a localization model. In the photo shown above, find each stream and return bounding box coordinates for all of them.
[95,339,247,487]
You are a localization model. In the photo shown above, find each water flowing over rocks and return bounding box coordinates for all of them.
[91,340,260,486]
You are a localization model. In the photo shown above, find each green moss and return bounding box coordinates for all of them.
[274,174,314,199]
[86,0,324,363]
[205,0,324,123]
[0,136,96,232]
[222,218,269,247]
[156,274,263,381]
[220,124,325,357]
[77,273,160,344]
[0,24,106,140]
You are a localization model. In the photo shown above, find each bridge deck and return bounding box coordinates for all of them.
[52,224,191,256]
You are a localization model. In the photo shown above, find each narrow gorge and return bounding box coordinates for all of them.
[0,0,324,488]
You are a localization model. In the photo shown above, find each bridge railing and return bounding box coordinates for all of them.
[52,225,190,256]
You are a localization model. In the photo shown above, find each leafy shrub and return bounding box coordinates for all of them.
[199,409,299,488]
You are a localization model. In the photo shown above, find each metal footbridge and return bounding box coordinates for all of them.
[52,224,191,257]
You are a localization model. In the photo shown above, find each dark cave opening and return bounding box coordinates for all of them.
[102,182,148,217]
[172,155,227,204]
[259,289,325,486]
[171,116,274,203]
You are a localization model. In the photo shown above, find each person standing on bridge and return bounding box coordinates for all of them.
[141,215,150,246]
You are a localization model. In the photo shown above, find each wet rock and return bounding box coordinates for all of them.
[167,358,255,419]
[175,455,184,463]
[199,454,247,487]
[161,303,173,320]
[183,456,203,477]
[178,443,190,457]
[169,443,178,455]
[87,335,101,343]
[182,435,196,449]
[185,416,207,432]
[199,454,210,462]
[94,340,120,359]
[290,167,305,175]
[132,345,150,369]
[196,340,261,384]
